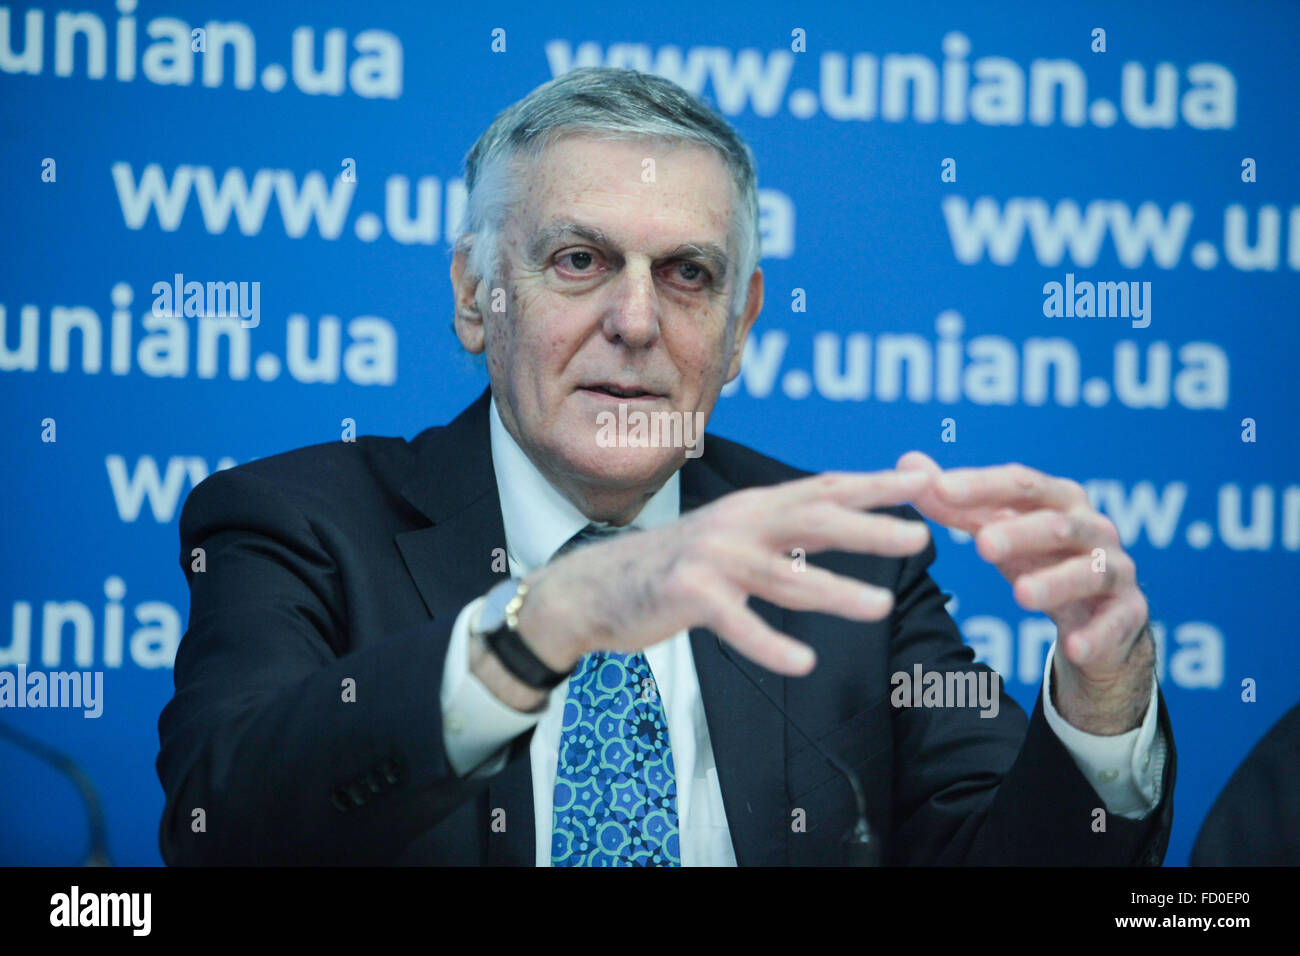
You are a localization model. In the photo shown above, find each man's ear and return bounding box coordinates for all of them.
[451,247,486,355]
[724,267,763,383]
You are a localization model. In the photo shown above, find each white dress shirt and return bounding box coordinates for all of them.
[440,397,1167,865]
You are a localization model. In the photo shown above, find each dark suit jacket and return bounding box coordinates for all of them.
[157,387,1176,865]
[1191,700,1300,865]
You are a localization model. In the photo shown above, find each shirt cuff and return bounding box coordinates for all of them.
[440,596,546,777]
[1041,640,1167,820]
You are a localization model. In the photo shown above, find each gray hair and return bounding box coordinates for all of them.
[455,66,761,320]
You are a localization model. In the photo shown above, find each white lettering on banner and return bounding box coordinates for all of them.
[543,35,1236,129]
[105,159,1294,275]
[106,455,237,523]
[0,578,180,672]
[0,283,396,384]
[942,197,1299,273]
[961,614,1224,690]
[108,161,797,253]
[930,480,1297,555]
[721,313,1230,411]
[1,7,401,99]
[1081,481,1300,553]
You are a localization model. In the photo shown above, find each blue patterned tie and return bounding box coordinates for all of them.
[550,525,681,866]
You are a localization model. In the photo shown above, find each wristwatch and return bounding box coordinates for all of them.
[473,577,573,690]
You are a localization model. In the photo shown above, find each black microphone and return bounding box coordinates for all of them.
[715,638,881,866]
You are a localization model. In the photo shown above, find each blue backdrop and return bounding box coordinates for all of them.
[2,0,1297,866]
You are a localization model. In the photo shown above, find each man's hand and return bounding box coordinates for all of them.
[897,451,1154,735]
[501,469,934,698]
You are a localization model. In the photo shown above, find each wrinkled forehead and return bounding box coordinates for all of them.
[509,132,737,266]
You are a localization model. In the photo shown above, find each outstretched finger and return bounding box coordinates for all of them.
[769,504,931,557]
[707,596,817,676]
[779,468,936,512]
[727,547,895,621]
[934,463,1089,513]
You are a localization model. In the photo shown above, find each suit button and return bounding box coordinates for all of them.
[346,783,367,807]
[365,772,384,794]
[380,757,405,786]
[331,787,352,812]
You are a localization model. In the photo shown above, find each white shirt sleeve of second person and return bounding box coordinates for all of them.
[439,597,545,778]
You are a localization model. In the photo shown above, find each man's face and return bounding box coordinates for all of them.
[455,133,762,508]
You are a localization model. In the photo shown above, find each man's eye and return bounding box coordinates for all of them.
[674,261,710,286]
[558,251,596,272]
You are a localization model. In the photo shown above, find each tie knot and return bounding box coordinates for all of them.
[553,523,622,561]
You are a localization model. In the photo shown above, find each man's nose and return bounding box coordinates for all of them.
[601,262,661,348]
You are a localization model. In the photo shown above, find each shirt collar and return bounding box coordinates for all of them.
[489,394,680,572]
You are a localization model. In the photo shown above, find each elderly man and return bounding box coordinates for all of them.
[157,67,1173,866]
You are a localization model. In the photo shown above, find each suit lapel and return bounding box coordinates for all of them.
[681,461,789,866]
[392,388,535,865]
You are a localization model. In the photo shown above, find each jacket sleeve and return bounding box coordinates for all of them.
[156,466,496,865]
[884,509,1176,865]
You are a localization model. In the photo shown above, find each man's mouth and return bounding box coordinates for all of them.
[579,383,665,400]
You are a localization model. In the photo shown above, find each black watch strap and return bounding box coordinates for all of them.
[482,625,571,690]
[478,580,572,690]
